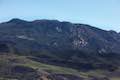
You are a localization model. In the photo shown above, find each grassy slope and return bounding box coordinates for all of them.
[0,54,120,80]
[21,56,120,80]
[15,55,120,80]
[18,56,83,76]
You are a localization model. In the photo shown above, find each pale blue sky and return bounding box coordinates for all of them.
[0,0,120,32]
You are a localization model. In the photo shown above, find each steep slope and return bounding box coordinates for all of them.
[0,19,120,80]
[0,19,120,54]
[0,19,120,69]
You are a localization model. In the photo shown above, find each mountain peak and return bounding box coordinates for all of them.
[8,18,27,24]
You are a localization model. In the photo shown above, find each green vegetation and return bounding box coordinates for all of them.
[0,54,120,80]
[18,56,81,76]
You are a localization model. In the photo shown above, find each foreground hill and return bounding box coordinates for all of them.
[0,54,120,80]
[0,19,120,80]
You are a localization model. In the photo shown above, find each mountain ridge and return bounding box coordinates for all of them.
[0,18,120,80]
[2,18,118,33]
[0,18,120,54]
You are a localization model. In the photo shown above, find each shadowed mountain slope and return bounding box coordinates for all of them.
[0,19,120,80]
